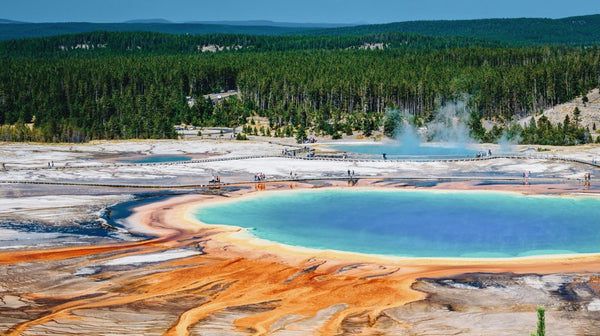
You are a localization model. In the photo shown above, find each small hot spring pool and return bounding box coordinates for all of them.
[193,189,600,258]
[331,142,480,157]
[117,155,192,164]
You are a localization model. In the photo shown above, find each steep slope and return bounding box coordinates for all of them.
[520,89,600,133]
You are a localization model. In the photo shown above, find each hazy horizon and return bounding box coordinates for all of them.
[2,0,599,25]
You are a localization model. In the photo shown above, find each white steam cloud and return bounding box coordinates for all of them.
[385,99,479,155]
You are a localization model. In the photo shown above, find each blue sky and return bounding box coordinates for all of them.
[3,0,599,24]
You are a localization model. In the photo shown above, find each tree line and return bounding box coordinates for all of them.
[0,32,599,144]
[0,31,501,58]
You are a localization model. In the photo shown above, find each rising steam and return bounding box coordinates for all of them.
[385,99,479,155]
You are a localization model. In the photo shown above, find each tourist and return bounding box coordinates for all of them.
[347,169,351,177]
[584,172,591,188]
[1,162,5,171]
[382,153,387,160]
[488,149,492,156]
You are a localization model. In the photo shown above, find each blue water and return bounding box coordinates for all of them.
[194,190,600,258]
[117,155,192,164]
[332,142,477,157]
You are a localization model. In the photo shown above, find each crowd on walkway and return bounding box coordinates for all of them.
[254,172,266,181]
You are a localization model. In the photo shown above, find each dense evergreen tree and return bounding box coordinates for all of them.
[0,32,598,144]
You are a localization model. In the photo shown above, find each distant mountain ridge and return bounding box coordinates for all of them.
[185,20,359,28]
[124,19,173,24]
[0,22,311,40]
[0,19,25,24]
[0,14,599,45]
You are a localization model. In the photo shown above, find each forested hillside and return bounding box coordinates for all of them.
[1,30,598,143]
[0,22,311,41]
[0,31,502,58]
[2,14,599,45]
[303,15,600,45]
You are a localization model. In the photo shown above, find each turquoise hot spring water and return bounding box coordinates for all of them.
[193,189,600,258]
[117,155,192,164]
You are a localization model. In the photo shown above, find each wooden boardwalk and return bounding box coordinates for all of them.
[2,152,599,171]
[0,154,600,189]
[1,153,597,189]
[0,175,589,190]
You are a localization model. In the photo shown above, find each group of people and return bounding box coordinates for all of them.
[476,149,493,158]
[346,169,359,185]
[254,172,266,181]
[288,171,298,179]
[584,172,593,188]
[303,137,317,144]
[47,161,54,168]
[209,175,221,184]
[283,147,317,158]
[347,169,358,186]
[282,149,297,157]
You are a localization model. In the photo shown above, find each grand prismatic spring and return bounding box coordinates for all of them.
[1,139,600,335]
[194,189,600,258]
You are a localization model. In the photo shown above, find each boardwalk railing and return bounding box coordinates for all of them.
[1,151,599,172]
[0,174,593,190]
